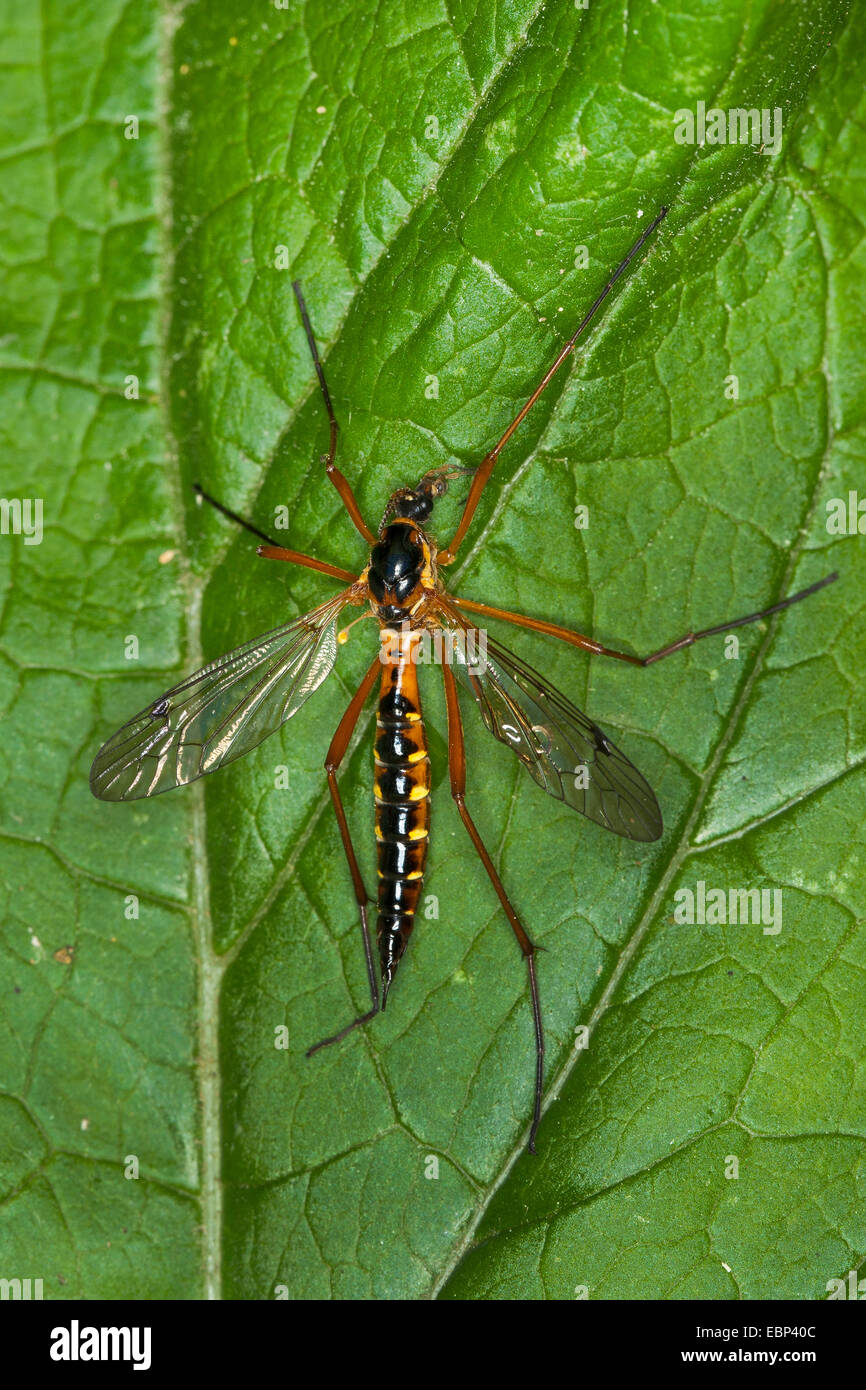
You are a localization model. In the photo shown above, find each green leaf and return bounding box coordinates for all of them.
[1,0,863,1301]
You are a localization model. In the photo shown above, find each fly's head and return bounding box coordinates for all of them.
[381,463,461,528]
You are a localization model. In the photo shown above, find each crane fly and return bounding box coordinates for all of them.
[91,205,837,1152]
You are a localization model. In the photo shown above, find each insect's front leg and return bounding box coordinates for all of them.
[291,281,377,547]
[437,208,669,567]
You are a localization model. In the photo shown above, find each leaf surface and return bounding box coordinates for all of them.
[0,0,863,1300]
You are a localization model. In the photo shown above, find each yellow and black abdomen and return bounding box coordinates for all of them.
[375,630,430,1001]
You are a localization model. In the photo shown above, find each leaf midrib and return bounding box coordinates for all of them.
[156,2,849,1301]
[159,0,557,1303]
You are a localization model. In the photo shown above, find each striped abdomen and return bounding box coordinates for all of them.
[375,629,430,1002]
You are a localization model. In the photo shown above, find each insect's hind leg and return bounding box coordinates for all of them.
[306,653,383,1057]
[441,662,545,1154]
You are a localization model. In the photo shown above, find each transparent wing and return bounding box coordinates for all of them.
[445,613,663,842]
[91,592,350,801]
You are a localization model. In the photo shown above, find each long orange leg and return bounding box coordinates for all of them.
[307,653,383,1056]
[194,482,358,583]
[292,282,377,546]
[257,544,357,584]
[447,570,838,666]
[438,207,668,566]
[441,661,545,1154]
